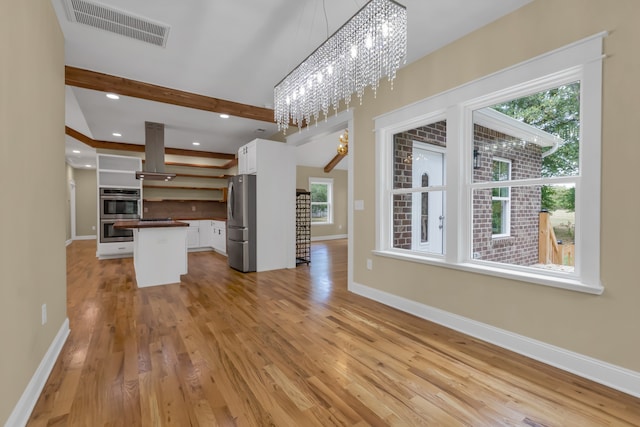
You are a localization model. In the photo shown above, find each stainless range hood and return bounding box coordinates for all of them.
[135,121,176,181]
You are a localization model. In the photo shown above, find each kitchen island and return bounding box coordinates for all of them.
[114,219,189,288]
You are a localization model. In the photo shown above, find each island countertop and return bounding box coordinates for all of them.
[114,219,190,229]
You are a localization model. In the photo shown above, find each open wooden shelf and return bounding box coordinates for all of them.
[142,185,224,191]
[173,173,232,179]
[143,198,226,203]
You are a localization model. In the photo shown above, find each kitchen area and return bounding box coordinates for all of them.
[87,130,297,288]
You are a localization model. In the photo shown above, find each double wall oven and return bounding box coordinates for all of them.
[99,188,140,243]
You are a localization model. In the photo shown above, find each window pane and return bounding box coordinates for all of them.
[393,191,445,255]
[473,184,575,272]
[394,121,446,189]
[311,203,328,223]
[491,200,506,234]
[473,82,580,182]
[310,183,328,202]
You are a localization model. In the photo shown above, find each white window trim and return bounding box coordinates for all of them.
[309,177,334,225]
[491,157,511,238]
[374,33,605,294]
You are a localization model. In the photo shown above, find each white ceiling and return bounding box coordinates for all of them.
[53,0,531,170]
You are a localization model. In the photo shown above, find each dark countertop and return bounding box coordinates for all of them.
[114,219,190,229]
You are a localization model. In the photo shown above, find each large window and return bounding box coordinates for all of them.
[375,34,604,293]
[310,178,333,224]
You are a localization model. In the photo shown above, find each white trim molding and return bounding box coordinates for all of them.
[65,239,73,247]
[74,235,96,241]
[349,281,640,399]
[311,234,348,242]
[5,318,70,427]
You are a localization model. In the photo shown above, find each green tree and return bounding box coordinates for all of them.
[492,82,580,178]
[492,82,580,212]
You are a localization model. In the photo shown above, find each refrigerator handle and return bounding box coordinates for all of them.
[228,180,234,221]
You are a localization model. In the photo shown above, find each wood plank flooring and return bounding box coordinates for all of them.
[28,239,640,426]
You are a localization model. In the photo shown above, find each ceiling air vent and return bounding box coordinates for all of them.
[64,0,170,47]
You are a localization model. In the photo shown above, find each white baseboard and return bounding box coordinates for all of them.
[74,235,96,241]
[349,281,640,399]
[311,234,347,242]
[65,239,72,247]
[5,318,70,427]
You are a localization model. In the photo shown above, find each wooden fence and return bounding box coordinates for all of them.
[538,211,575,266]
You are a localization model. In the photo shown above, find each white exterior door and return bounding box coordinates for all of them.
[411,144,444,254]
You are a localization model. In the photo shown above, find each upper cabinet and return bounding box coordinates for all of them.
[237,139,257,175]
[97,154,142,189]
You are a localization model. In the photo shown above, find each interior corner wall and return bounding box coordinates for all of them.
[296,166,348,238]
[0,1,67,424]
[74,168,97,237]
[352,0,640,373]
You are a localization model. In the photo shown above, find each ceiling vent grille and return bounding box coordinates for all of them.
[64,0,170,47]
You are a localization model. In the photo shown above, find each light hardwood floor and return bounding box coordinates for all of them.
[28,239,640,426]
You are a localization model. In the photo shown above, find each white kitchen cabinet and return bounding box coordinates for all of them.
[98,241,134,257]
[199,220,215,248]
[185,221,200,248]
[212,220,226,254]
[237,139,257,175]
[97,154,141,188]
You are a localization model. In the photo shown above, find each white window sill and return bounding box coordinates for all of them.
[372,249,604,295]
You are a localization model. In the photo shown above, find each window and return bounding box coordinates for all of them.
[309,178,333,224]
[374,34,604,293]
[491,158,511,237]
[392,126,446,255]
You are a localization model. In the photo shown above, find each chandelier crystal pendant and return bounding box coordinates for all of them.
[274,0,407,132]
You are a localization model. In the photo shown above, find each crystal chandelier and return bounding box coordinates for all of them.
[274,0,407,132]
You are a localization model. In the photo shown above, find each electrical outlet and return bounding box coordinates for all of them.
[41,304,47,325]
[192,205,196,212]
[338,224,343,230]
[91,225,96,231]
[366,259,373,270]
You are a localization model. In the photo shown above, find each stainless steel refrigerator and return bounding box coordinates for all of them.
[227,174,257,272]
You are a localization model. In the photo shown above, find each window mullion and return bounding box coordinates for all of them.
[447,105,465,263]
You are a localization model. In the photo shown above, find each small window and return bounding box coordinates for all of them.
[309,178,333,224]
[491,158,511,237]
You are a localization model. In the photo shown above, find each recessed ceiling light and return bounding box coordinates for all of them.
[106,93,120,100]
[220,114,230,119]
[112,132,122,137]
[192,142,200,146]
[72,149,81,153]
[85,164,92,168]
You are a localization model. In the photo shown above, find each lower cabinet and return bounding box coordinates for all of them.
[98,241,134,258]
[185,221,200,248]
[185,220,226,254]
[212,220,226,255]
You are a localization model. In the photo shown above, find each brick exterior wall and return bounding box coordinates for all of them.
[393,121,447,249]
[473,125,542,265]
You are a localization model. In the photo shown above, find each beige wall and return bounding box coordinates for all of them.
[0,0,66,424]
[74,168,97,237]
[352,0,640,372]
[296,166,348,239]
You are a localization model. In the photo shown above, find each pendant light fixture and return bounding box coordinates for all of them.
[274,0,407,132]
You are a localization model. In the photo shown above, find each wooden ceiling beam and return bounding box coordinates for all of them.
[65,66,276,124]
[323,153,346,173]
[65,126,235,160]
